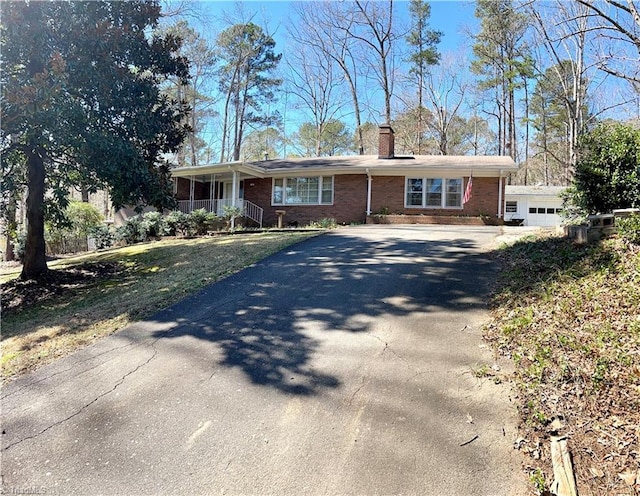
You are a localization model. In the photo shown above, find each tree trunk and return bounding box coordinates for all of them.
[21,146,48,280]
[4,195,17,262]
[523,74,530,185]
[345,70,364,155]
[417,74,423,154]
[190,87,198,166]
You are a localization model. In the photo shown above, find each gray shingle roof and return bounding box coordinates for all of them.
[251,154,517,171]
[170,154,518,179]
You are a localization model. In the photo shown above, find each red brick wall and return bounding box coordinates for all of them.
[464,176,505,217]
[175,178,211,200]
[370,175,503,217]
[244,175,368,226]
[180,173,505,224]
[370,176,405,213]
[378,125,395,158]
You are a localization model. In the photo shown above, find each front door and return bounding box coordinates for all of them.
[222,181,244,203]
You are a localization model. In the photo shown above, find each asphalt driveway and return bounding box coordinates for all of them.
[2,225,524,495]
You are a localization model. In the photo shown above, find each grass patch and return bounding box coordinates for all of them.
[1,232,317,381]
[486,232,640,495]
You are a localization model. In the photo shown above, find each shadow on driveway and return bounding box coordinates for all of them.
[149,227,496,396]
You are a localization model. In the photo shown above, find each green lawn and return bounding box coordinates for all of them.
[1,232,317,380]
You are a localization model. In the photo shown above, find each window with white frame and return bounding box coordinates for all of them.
[405,177,463,208]
[505,201,518,213]
[272,176,334,205]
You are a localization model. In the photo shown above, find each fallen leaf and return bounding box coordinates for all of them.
[589,467,604,478]
[514,437,526,449]
[618,469,638,486]
[611,416,625,428]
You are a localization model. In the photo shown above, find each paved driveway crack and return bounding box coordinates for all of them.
[347,376,368,405]
[1,341,138,401]
[2,344,159,453]
[366,332,409,364]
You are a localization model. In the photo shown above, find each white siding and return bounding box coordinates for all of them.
[504,187,565,227]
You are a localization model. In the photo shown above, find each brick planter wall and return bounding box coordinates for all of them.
[366,214,501,226]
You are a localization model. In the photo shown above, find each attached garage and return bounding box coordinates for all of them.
[504,186,567,227]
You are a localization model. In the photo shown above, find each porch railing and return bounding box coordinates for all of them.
[176,199,263,228]
[243,200,263,227]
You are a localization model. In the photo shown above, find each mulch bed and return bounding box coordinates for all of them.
[1,262,121,316]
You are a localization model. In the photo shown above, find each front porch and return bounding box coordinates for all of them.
[176,198,264,227]
[171,162,266,227]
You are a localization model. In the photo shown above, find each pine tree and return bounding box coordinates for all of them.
[405,0,442,154]
[216,23,282,162]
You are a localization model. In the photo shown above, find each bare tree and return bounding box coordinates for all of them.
[422,54,468,155]
[575,0,640,85]
[293,2,366,154]
[527,1,591,178]
[286,20,349,157]
[349,0,401,124]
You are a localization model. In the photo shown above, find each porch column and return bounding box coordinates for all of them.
[366,169,372,216]
[231,169,239,229]
[189,175,195,211]
[209,174,214,212]
[498,171,504,218]
[231,169,239,207]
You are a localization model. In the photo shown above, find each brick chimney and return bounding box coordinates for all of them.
[378,124,395,159]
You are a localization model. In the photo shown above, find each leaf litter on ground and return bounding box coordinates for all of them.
[486,232,640,496]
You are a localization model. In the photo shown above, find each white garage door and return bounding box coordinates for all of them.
[527,203,562,227]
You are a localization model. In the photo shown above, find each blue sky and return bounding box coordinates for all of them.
[167,1,637,159]
[199,1,479,54]
[192,0,481,131]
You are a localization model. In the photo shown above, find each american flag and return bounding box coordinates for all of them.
[463,174,473,205]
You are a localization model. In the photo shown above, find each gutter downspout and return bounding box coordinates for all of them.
[498,170,504,219]
[366,168,372,217]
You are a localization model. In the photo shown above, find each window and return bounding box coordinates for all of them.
[529,207,537,214]
[506,201,518,213]
[321,177,333,203]
[405,177,463,209]
[272,176,333,205]
[445,178,462,207]
[407,178,423,206]
[425,178,442,206]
